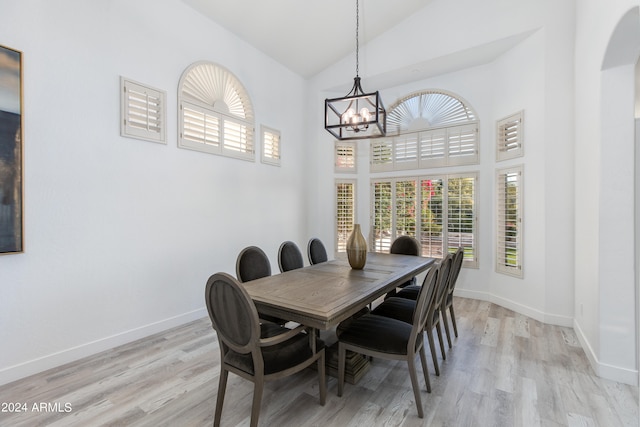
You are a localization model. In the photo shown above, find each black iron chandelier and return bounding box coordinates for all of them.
[324,0,386,140]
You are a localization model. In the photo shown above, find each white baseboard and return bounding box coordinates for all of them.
[0,308,208,387]
[454,289,573,327]
[573,320,639,386]
[455,289,638,386]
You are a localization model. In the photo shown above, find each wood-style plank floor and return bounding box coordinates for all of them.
[0,298,637,426]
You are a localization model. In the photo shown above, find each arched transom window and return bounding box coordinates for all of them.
[372,90,479,171]
[178,61,255,160]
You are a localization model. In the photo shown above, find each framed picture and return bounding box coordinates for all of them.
[0,44,23,254]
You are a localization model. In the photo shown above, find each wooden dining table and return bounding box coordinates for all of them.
[243,252,436,383]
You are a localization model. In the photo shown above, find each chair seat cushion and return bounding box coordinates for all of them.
[338,313,420,355]
[371,297,416,324]
[225,323,324,375]
[395,284,421,300]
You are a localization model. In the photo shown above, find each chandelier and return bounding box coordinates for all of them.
[324,0,386,140]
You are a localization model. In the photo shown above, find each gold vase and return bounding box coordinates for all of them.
[347,224,367,269]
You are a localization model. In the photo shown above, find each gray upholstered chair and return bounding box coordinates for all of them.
[385,235,421,298]
[236,246,285,324]
[441,247,464,347]
[277,240,304,272]
[336,264,440,419]
[205,272,326,427]
[307,237,328,265]
[374,253,452,376]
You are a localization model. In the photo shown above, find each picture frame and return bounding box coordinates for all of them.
[0,44,23,254]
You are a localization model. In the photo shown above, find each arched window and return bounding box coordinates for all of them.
[369,90,478,267]
[178,61,255,160]
[371,90,478,171]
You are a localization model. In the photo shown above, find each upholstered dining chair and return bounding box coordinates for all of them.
[336,264,440,419]
[441,247,464,348]
[236,246,285,324]
[307,237,328,265]
[385,235,421,298]
[205,272,326,427]
[277,240,304,273]
[374,253,453,376]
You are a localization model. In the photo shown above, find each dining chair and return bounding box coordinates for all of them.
[441,247,464,348]
[336,264,440,419]
[205,272,326,427]
[373,253,452,376]
[236,246,285,324]
[278,240,304,272]
[307,237,328,265]
[385,235,421,298]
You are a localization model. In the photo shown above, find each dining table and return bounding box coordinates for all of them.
[243,251,436,383]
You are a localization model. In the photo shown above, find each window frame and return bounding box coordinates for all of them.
[178,61,255,161]
[261,125,281,166]
[370,173,478,268]
[120,77,166,144]
[496,165,524,277]
[496,111,524,161]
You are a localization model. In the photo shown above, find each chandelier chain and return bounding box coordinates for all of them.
[355,0,359,77]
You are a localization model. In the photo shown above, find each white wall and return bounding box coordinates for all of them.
[0,0,310,385]
[575,0,640,385]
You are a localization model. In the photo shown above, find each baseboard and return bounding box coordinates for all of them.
[0,308,208,387]
[454,289,574,327]
[573,320,639,386]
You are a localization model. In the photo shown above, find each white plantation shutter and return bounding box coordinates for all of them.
[335,142,356,172]
[496,166,523,277]
[420,178,444,258]
[419,129,446,167]
[395,180,417,237]
[178,62,254,161]
[336,180,356,252]
[497,111,524,161]
[261,126,280,165]
[447,124,479,165]
[394,135,418,170]
[372,180,393,252]
[121,77,166,143]
[370,174,477,267]
[370,139,393,172]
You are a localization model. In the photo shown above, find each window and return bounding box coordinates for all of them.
[496,111,524,161]
[335,142,356,172]
[120,77,166,144]
[261,126,280,165]
[496,166,523,277]
[371,174,477,267]
[371,91,479,171]
[336,180,356,252]
[178,62,255,161]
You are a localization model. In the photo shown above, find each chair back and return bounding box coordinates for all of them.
[307,238,328,264]
[447,247,464,295]
[390,235,420,256]
[278,241,304,272]
[432,253,453,316]
[412,263,440,333]
[236,246,271,283]
[205,272,261,355]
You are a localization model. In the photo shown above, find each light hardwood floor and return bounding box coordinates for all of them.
[0,298,637,426]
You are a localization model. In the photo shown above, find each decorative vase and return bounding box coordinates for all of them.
[347,224,367,269]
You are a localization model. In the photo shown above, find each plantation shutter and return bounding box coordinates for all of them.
[447,124,478,165]
[395,180,417,237]
[497,111,524,161]
[447,175,477,263]
[335,142,356,172]
[420,178,444,258]
[372,180,393,252]
[336,181,356,252]
[121,78,166,143]
[262,126,280,165]
[370,139,393,172]
[496,166,523,277]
